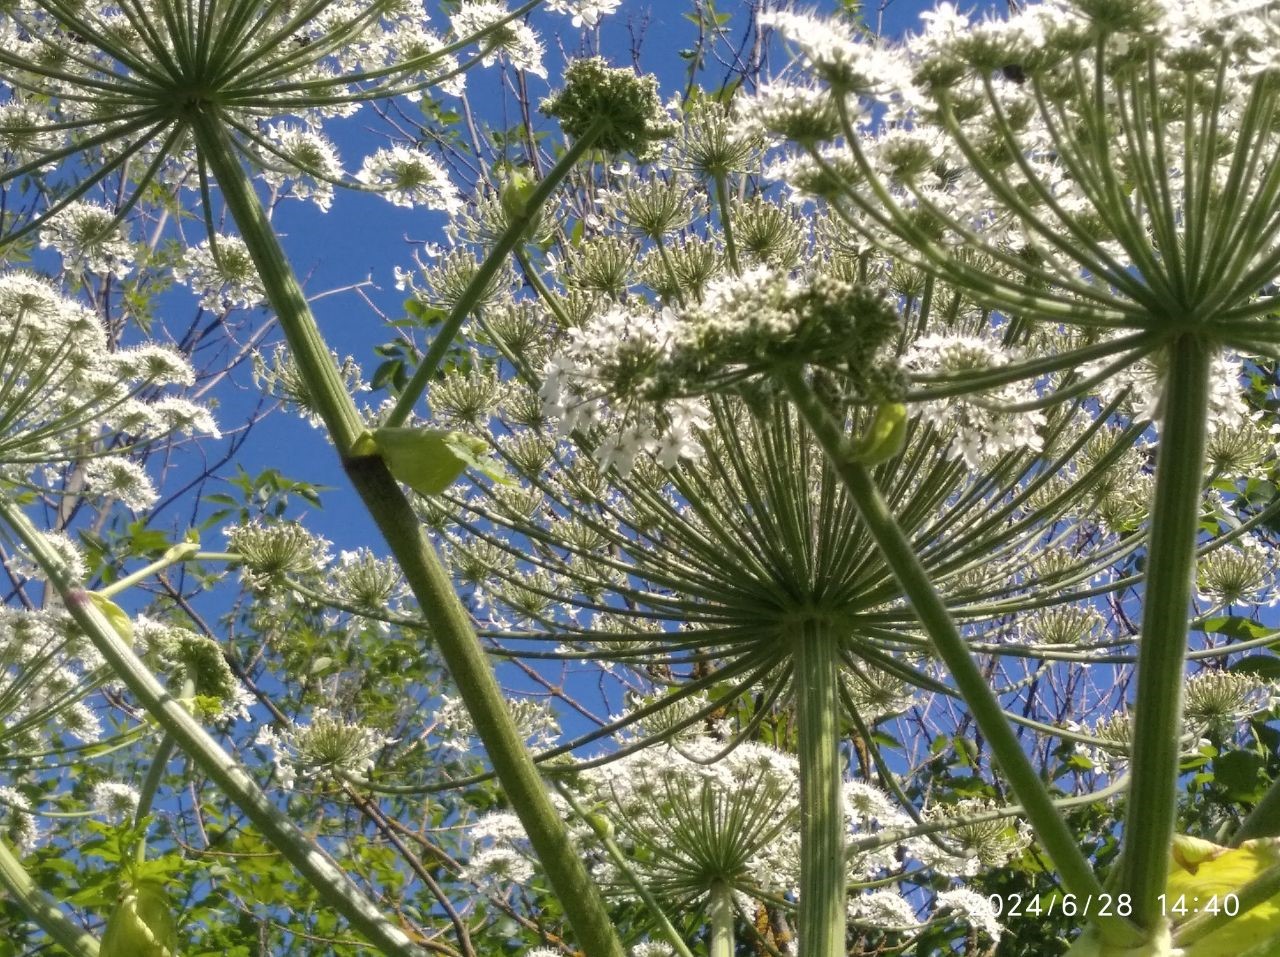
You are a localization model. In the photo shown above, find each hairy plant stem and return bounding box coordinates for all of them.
[0,502,420,956]
[708,880,736,957]
[385,118,606,429]
[0,837,99,957]
[1117,334,1212,928]
[779,366,1140,948]
[189,109,625,957]
[795,624,845,957]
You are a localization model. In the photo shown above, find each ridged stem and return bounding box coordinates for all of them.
[1116,334,1212,928]
[0,837,99,957]
[780,366,1140,948]
[795,623,845,957]
[708,880,736,957]
[189,109,624,957]
[713,172,740,274]
[341,455,625,957]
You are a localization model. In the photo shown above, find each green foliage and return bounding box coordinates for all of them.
[371,426,508,494]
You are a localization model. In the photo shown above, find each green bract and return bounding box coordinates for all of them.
[371,426,507,496]
[100,879,178,957]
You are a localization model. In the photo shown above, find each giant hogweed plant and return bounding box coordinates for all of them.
[413,102,1280,952]
[1,1,1280,957]
[745,2,1280,953]
[403,3,1280,955]
[0,1,639,956]
[451,0,1280,954]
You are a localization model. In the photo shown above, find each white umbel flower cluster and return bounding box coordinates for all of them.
[585,738,798,904]
[174,236,267,312]
[90,781,141,823]
[38,202,134,278]
[0,272,213,493]
[545,0,621,29]
[903,334,1046,469]
[0,0,550,212]
[355,146,462,213]
[254,709,393,791]
[0,605,106,753]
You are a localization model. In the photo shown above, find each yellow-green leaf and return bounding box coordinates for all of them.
[500,168,541,226]
[1167,835,1280,957]
[100,879,178,957]
[87,592,133,642]
[373,427,507,496]
[851,403,908,466]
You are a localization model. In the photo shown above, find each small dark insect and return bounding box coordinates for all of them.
[1001,63,1027,84]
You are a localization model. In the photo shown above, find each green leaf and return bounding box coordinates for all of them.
[499,168,539,222]
[1215,751,1265,802]
[1205,618,1274,641]
[1168,836,1280,957]
[1232,656,1280,681]
[373,427,509,496]
[851,403,908,465]
[100,878,179,957]
[87,592,133,642]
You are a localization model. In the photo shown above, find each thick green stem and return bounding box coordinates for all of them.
[189,111,624,957]
[1117,335,1212,928]
[0,838,99,957]
[190,112,365,453]
[713,172,740,274]
[708,880,736,957]
[780,367,1140,947]
[343,456,625,957]
[795,624,845,957]
[0,504,419,957]
[385,119,605,429]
